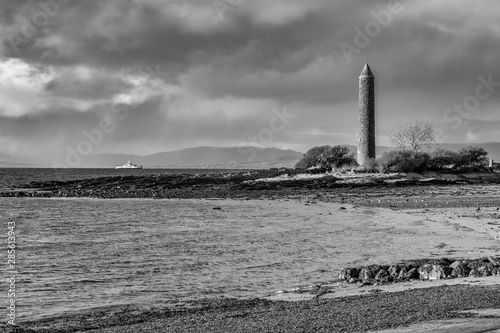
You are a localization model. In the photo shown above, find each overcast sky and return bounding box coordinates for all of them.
[1,0,499,162]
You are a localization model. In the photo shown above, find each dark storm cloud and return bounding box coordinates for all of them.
[1,0,500,159]
[8,0,497,103]
[1,1,382,71]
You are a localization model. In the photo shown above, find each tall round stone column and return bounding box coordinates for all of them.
[357,63,376,166]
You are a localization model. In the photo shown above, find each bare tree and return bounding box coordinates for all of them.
[390,119,437,151]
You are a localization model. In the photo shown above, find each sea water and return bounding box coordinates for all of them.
[0,168,236,190]
[2,196,360,322]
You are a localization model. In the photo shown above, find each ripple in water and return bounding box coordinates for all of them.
[2,197,388,322]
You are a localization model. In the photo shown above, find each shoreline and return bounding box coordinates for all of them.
[8,284,500,333]
[2,169,500,210]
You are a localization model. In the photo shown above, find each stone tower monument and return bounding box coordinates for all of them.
[357,63,376,166]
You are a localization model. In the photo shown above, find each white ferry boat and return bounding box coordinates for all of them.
[115,160,143,169]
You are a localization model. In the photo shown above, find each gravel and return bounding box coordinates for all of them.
[7,284,500,333]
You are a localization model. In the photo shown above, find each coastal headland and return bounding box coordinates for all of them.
[3,168,500,209]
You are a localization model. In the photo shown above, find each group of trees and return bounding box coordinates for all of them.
[295,119,491,173]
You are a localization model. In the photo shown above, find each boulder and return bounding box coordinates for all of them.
[428,265,453,280]
[397,267,419,280]
[487,256,500,266]
[468,258,489,270]
[359,265,382,282]
[476,263,495,277]
[388,265,401,280]
[374,269,392,283]
[339,267,360,281]
[450,261,471,278]
[418,264,452,280]
[397,267,408,280]
[418,264,433,280]
[469,269,479,277]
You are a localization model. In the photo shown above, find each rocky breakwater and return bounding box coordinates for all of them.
[339,257,500,285]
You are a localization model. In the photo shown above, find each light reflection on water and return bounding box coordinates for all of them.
[1,197,352,321]
[2,197,389,322]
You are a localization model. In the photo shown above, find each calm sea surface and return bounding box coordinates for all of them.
[1,168,375,323]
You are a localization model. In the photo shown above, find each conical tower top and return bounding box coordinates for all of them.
[359,63,374,78]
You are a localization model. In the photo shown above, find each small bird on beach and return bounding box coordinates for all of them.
[476,207,480,211]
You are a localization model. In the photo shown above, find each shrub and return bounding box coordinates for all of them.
[428,149,458,171]
[378,150,430,173]
[428,146,489,172]
[295,145,331,169]
[297,145,490,174]
[295,145,357,171]
[323,146,358,168]
[456,146,488,170]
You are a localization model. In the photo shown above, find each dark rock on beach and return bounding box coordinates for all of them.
[374,268,391,283]
[417,264,452,280]
[450,260,471,278]
[339,256,500,284]
[338,267,360,280]
[388,265,400,280]
[397,267,419,280]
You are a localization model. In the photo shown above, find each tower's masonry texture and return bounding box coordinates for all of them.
[357,63,376,166]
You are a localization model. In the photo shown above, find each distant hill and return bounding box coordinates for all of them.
[80,142,500,169]
[3,142,499,169]
[0,153,45,168]
[75,147,304,168]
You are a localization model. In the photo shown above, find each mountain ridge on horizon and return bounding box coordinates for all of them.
[1,143,500,168]
[89,146,303,169]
